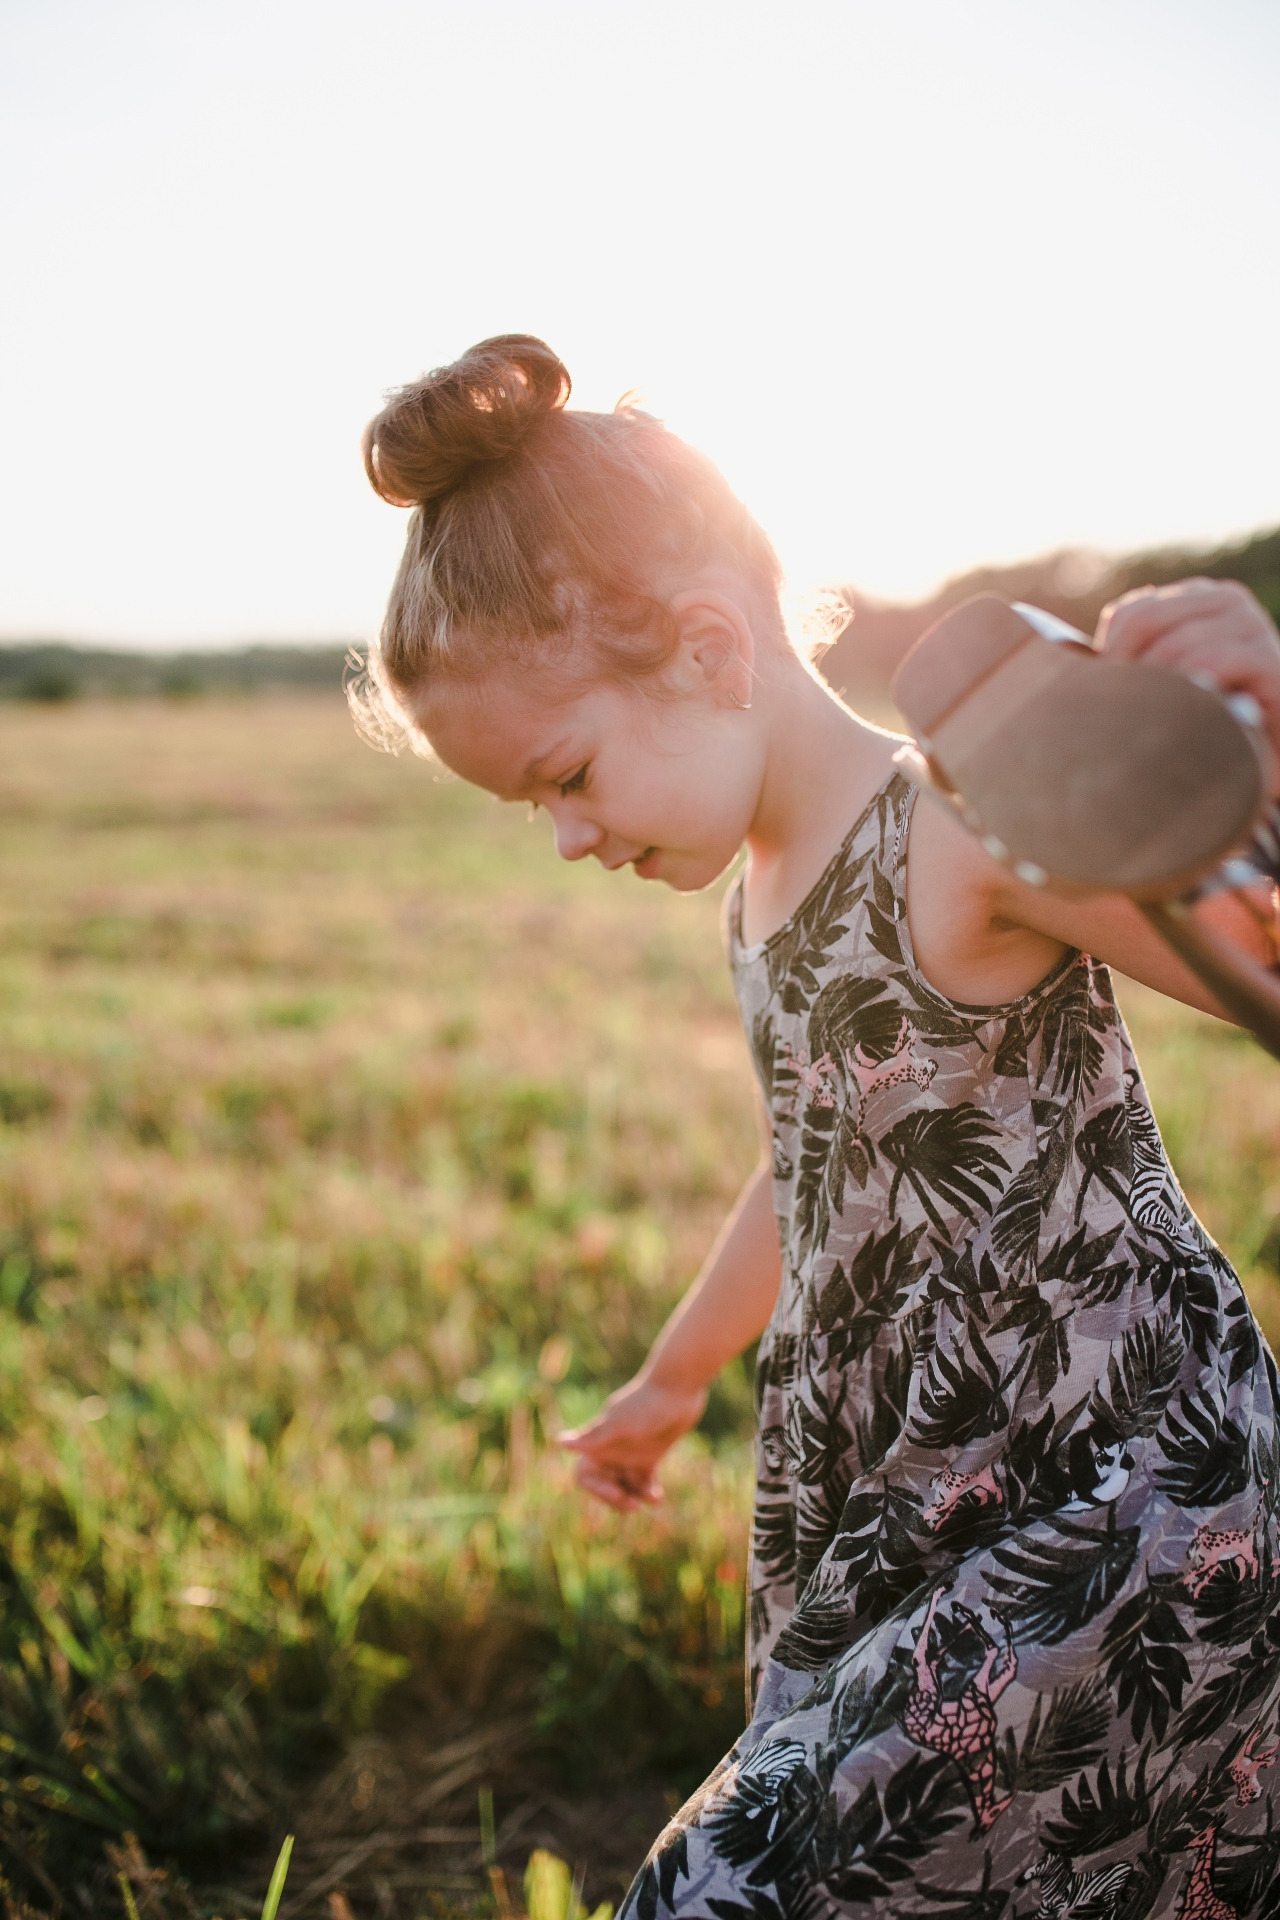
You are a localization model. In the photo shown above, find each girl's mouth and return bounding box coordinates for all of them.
[632,847,660,878]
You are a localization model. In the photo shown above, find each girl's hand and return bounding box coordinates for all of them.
[557,1375,708,1512]
[1096,578,1280,791]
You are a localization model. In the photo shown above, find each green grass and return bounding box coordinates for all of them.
[0,697,756,1909]
[0,694,1277,1909]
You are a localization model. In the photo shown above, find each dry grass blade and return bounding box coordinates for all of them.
[2,691,1277,1912]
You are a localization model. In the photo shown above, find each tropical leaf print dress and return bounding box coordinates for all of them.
[625,772,1280,1920]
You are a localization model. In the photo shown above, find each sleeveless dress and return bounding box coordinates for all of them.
[624,771,1280,1920]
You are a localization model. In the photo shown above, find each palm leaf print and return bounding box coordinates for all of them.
[705,1899,786,1920]
[814,1650,915,1766]
[806,971,901,1067]
[1044,1746,1160,1855]
[1087,1316,1186,1442]
[793,978,916,1254]
[828,1477,928,1626]
[992,1012,1029,1082]
[1216,1814,1280,1917]
[770,1568,858,1674]
[996,1677,1112,1794]
[989,1161,1042,1274]
[852,1329,917,1475]
[924,1239,1005,1321]
[703,1740,820,1880]
[987,1282,1072,1399]
[814,1756,966,1905]
[1153,1388,1251,1507]
[751,1010,780,1104]
[755,1331,798,1403]
[1190,1538,1277,1647]
[1175,1609,1280,1748]
[795,1455,853,1589]
[1003,1400,1088,1524]
[1031,1095,1075,1200]
[910,1323,1013,1453]
[632,1825,692,1920]
[1222,1287,1261,1387]
[1027,961,1116,1101]
[863,862,903,967]
[790,1369,851,1488]
[794,1096,872,1256]
[811,1219,929,1361]
[765,841,872,1015]
[881,1105,1009,1235]
[986,1509,1139,1646]
[1073,1102,1134,1222]
[1149,1250,1222,1366]
[904,1856,1008,1920]
[991,1101,1080,1273]
[1100,1574,1192,1742]
[751,1497,797,1587]
[889,967,987,1050]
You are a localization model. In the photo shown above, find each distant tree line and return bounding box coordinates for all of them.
[823,521,1280,713]
[0,642,353,702]
[2,520,1277,709]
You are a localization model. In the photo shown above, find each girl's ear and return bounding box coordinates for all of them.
[667,590,757,708]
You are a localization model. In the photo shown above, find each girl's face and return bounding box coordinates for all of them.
[417,663,767,892]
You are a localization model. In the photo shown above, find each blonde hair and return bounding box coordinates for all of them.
[351,335,788,752]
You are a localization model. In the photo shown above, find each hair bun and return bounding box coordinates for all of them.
[363,334,571,507]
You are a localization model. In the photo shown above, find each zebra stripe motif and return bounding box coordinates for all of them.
[623,771,1280,1920]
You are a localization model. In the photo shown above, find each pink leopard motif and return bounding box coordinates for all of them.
[844,1017,937,1130]
[1184,1501,1263,1600]
[922,1463,1003,1531]
[1229,1726,1280,1807]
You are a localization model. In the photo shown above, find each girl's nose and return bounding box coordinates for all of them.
[551,810,603,862]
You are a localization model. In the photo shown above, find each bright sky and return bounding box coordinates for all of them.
[2,0,1278,645]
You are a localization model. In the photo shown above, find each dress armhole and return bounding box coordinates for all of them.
[721,872,746,964]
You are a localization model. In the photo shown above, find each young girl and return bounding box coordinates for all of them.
[361,336,1280,1919]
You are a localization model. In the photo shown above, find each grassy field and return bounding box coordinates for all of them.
[1,694,1279,1915]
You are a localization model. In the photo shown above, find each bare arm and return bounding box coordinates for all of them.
[908,579,1280,1019]
[1096,577,1280,787]
[1005,580,1280,1005]
[559,1153,782,1511]
[637,1159,782,1391]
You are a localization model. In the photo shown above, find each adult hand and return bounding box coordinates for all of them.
[557,1374,708,1512]
[1096,578,1280,792]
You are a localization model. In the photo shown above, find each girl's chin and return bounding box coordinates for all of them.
[652,848,740,894]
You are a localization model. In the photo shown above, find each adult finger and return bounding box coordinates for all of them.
[1097,579,1252,658]
[1105,619,1275,684]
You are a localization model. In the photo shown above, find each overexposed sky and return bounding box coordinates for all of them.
[2,0,1278,645]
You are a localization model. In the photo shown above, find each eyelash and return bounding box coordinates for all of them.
[557,766,588,798]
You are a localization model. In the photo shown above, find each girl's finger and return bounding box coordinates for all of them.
[576,1466,643,1511]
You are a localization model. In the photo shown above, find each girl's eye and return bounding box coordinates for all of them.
[558,766,588,798]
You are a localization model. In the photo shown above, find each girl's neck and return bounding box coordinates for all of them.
[739,654,901,947]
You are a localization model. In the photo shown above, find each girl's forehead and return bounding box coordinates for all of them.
[415,671,614,796]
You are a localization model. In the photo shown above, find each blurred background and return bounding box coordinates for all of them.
[1,2,1279,1913]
